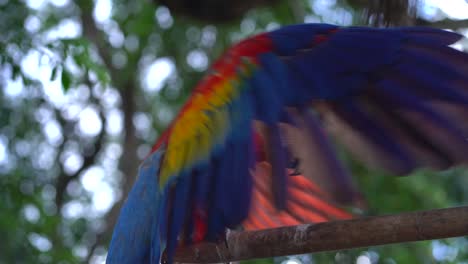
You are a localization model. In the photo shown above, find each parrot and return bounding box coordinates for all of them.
[106,23,468,264]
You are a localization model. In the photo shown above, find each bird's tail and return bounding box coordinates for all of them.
[106,150,164,264]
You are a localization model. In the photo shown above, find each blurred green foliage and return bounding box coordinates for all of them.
[0,0,467,263]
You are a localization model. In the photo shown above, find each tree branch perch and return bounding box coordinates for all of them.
[174,206,468,263]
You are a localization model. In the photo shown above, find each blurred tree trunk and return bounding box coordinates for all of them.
[79,1,141,261]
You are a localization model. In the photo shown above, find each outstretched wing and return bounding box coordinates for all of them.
[153,24,468,263]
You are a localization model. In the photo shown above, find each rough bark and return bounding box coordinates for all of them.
[175,206,468,263]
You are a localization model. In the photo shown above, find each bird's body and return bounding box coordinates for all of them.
[107,23,468,264]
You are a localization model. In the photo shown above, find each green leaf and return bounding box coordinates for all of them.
[94,67,111,85]
[12,64,21,79]
[50,66,59,81]
[61,69,72,91]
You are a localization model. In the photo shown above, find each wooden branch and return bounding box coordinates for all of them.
[175,206,468,263]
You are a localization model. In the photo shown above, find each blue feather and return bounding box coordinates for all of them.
[258,53,292,105]
[107,150,163,264]
[300,109,356,203]
[376,79,468,160]
[165,172,192,264]
[333,100,416,174]
[402,28,463,46]
[392,61,468,105]
[264,124,288,209]
[268,23,338,56]
[250,66,284,124]
[224,92,255,226]
[203,142,234,241]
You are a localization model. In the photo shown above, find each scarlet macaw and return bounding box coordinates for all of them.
[106,23,468,264]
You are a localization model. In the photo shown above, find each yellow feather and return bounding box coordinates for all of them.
[158,68,255,186]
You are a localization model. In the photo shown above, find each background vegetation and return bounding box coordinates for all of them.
[1,0,467,263]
